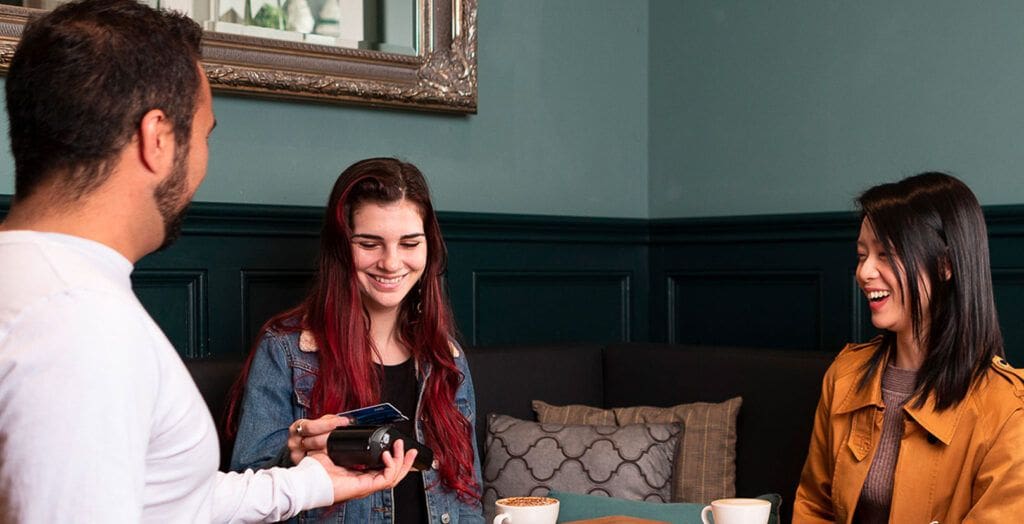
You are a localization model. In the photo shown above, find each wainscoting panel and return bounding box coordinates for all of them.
[667,271,822,350]
[441,214,650,346]
[240,270,316,349]
[851,276,876,345]
[974,209,1024,364]
[991,269,1024,365]
[132,269,207,359]
[139,205,650,357]
[133,204,323,358]
[649,213,860,353]
[472,271,631,346]
[5,196,1024,364]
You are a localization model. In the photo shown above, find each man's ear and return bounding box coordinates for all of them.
[138,108,174,176]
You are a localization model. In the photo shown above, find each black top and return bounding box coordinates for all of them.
[379,358,427,524]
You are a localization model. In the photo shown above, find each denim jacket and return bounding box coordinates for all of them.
[231,325,485,524]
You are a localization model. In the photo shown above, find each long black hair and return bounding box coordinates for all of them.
[857,172,1003,410]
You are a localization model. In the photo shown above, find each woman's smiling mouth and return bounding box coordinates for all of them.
[866,289,891,311]
[370,274,406,288]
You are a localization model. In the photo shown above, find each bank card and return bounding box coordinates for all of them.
[338,402,409,425]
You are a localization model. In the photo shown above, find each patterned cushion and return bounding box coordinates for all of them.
[533,398,742,503]
[482,414,681,521]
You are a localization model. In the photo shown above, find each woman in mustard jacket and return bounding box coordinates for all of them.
[794,172,1024,523]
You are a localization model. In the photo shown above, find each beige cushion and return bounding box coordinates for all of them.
[533,398,742,503]
[530,401,616,425]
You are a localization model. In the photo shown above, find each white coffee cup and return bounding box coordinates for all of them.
[700,498,771,524]
[492,496,559,524]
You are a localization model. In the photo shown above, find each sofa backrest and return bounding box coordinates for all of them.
[603,343,834,520]
[466,343,606,452]
[185,357,245,471]
[183,341,834,522]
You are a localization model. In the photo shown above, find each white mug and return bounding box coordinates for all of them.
[700,498,771,524]
[492,496,559,524]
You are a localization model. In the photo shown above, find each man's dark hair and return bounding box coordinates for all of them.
[6,0,203,201]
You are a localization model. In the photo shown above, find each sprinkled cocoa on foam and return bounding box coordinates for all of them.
[497,497,557,507]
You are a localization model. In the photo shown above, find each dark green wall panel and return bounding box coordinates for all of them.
[6,197,1024,364]
[137,237,319,357]
[240,270,315,349]
[132,269,207,358]
[472,271,630,346]
[131,204,323,357]
[992,270,1024,365]
[668,271,821,350]
[133,204,649,357]
[652,207,1024,363]
[649,215,858,354]
[440,214,649,346]
[852,280,878,345]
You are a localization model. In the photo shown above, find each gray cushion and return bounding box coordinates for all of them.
[533,398,742,503]
[482,414,681,520]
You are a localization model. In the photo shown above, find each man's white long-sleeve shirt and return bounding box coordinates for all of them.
[0,231,334,522]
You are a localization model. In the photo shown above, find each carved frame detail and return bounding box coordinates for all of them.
[0,0,477,114]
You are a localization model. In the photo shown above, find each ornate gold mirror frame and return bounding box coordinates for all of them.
[0,0,477,113]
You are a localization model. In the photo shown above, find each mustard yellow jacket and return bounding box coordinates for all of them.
[793,339,1024,523]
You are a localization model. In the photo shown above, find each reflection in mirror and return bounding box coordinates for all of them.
[19,0,416,55]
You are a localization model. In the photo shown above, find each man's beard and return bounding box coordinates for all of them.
[153,148,191,252]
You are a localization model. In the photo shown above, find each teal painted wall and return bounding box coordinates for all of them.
[0,0,649,218]
[8,1,1024,221]
[650,0,1024,218]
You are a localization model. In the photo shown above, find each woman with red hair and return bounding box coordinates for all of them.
[229,158,482,523]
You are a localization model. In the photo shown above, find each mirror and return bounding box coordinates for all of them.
[0,0,477,113]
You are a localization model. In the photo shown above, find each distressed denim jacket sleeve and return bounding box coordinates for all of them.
[230,329,310,472]
[453,345,486,523]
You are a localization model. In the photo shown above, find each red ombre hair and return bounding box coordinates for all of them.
[227,158,478,502]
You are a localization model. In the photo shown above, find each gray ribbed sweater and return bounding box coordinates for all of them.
[854,364,918,524]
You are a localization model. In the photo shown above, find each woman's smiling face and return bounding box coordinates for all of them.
[856,218,932,338]
[350,199,427,315]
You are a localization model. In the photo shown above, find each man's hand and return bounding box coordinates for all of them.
[290,414,419,502]
[308,439,419,502]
